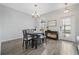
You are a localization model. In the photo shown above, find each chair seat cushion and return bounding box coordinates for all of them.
[24,36,32,40]
[40,35,44,38]
[37,34,44,38]
[28,37,32,40]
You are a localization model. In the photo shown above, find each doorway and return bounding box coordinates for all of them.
[60,16,75,42]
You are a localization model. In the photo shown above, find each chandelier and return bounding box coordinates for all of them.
[64,3,69,13]
[32,4,40,19]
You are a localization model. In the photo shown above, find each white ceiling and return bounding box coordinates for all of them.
[1,3,74,15]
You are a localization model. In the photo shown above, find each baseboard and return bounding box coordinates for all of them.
[1,38,22,43]
[60,39,75,43]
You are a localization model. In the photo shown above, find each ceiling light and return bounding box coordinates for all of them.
[64,3,69,13]
[64,8,69,13]
[32,4,40,19]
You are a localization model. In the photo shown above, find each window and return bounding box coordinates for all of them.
[62,18,71,37]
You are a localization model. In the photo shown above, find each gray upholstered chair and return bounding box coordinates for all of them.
[22,29,33,49]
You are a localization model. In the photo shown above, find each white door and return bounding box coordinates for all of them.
[60,16,75,41]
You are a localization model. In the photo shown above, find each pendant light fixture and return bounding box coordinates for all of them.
[64,3,69,13]
[32,4,40,19]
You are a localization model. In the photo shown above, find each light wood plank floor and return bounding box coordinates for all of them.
[1,39,78,55]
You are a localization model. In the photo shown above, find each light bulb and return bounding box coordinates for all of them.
[64,9,69,13]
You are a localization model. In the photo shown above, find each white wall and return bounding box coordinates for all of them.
[76,15,79,35]
[75,12,79,36]
[0,22,1,54]
[74,4,79,41]
[0,4,34,42]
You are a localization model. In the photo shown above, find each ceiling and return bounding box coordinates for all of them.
[1,3,74,15]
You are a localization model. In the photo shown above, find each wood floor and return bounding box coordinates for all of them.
[1,38,78,55]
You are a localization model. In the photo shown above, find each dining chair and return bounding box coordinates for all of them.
[34,30,44,43]
[22,29,33,49]
[34,33,45,49]
[38,33,44,43]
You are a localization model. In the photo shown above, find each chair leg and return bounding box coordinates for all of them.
[42,38,44,43]
[32,40,34,48]
[28,40,31,45]
[35,40,37,49]
[22,39,24,47]
[38,38,41,44]
[25,41,28,49]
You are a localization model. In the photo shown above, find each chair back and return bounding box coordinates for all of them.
[27,29,34,34]
[23,30,28,39]
[23,29,34,40]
